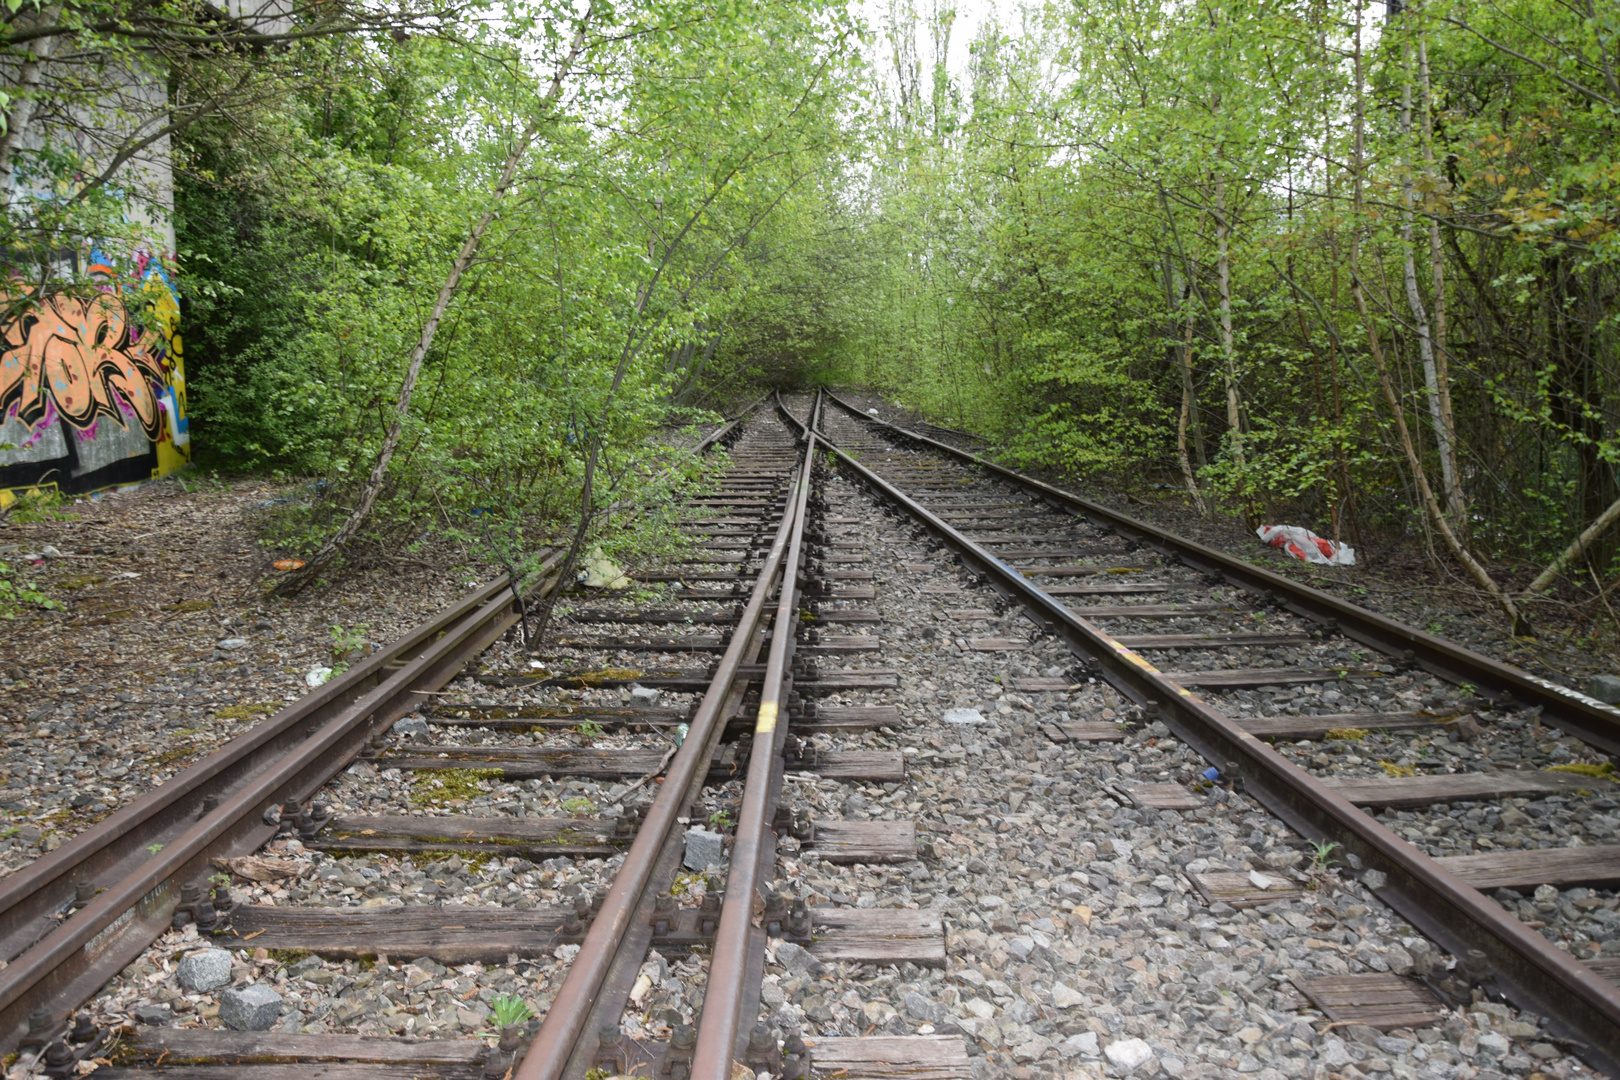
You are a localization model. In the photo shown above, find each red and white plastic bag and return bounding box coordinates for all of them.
[1256,525,1356,566]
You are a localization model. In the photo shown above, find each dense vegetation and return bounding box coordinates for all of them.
[790,0,1620,630]
[7,0,1619,627]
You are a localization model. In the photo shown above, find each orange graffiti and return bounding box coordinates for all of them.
[1,280,176,440]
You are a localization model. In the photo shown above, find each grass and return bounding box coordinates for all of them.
[410,768,504,807]
[1379,761,1417,778]
[1325,728,1369,741]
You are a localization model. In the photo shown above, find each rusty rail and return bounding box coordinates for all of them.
[824,390,1620,757]
[0,555,565,1053]
[515,413,810,1080]
[814,395,1620,1075]
[688,391,819,1080]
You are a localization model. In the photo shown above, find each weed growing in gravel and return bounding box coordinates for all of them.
[411,768,503,806]
[0,561,58,618]
[1548,762,1615,778]
[1325,728,1369,740]
[561,796,594,815]
[489,993,534,1026]
[1307,840,1340,872]
[1379,761,1417,777]
[215,703,277,721]
[5,489,71,523]
[572,667,642,686]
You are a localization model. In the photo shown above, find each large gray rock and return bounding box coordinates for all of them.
[683,827,725,870]
[220,984,283,1031]
[1589,675,1620,704]
[773,941,826,978]
[391,716,430,735]
[176,948,232,993]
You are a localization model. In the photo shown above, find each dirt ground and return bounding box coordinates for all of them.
[0,475,481,869]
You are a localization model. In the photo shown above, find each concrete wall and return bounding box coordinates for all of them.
[1,0,287,503]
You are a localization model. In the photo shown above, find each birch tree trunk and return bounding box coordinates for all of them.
[1177,283,1208,517]
[1418,27,1466,533]
[1214,167,1243,470]
[1352,0,1528,635]
[1398,26,1463,536]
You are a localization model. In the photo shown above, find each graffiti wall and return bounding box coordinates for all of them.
[0,252,188,503]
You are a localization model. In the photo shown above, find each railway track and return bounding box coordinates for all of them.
[810,390,1620,1075]
[3,389,1618,1080]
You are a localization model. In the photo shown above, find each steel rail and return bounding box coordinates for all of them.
[0,557,565,1053]
[824,391,1620,757]
[0,573,525,975]
[811,408,1620,1074]
[515,444,807,1080]
[695,394,768,453]
[0,414,754,1055]
[689,391,819,1080]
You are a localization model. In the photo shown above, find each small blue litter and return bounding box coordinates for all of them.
[1202,767,1220,782]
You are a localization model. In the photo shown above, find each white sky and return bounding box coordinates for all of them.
[856,0,1008,89]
